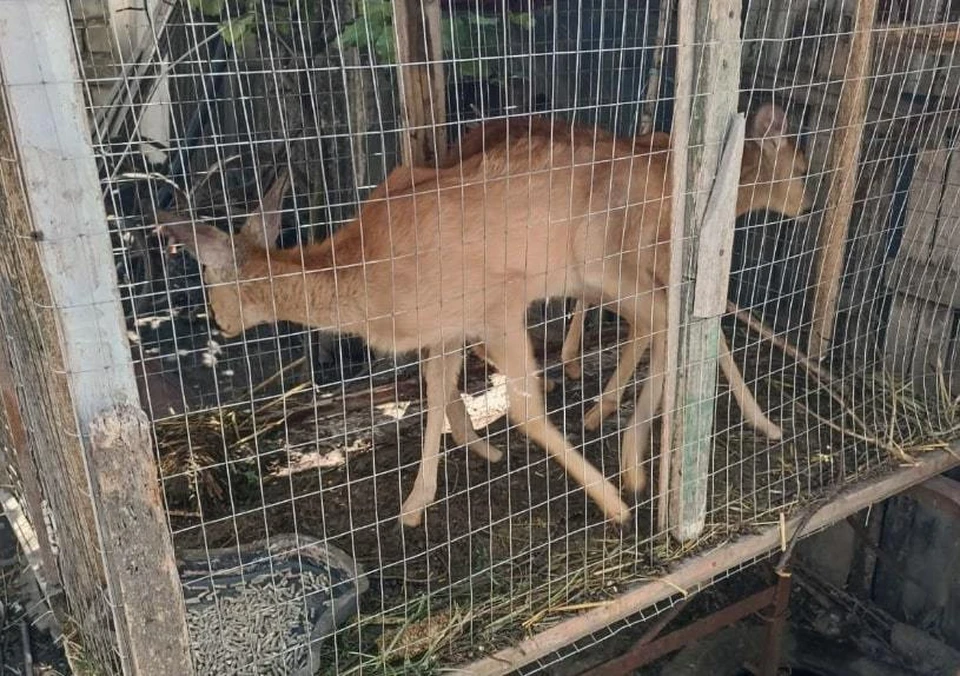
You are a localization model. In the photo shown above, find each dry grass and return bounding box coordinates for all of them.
[155,311,960,674]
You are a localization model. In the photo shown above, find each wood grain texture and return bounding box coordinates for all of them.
[665,0,743,543]
[0,83,121,676]
[395,0,447,167]
[693,115,745,319]
[809,0,878,358]
[88,406,193,676]
[0,2,189,671]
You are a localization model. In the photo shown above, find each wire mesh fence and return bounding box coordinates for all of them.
[1,0,959,673]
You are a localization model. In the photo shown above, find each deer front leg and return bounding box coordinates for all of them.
[619,292,668,494]
[483,325,631,524]
[399,348,463,528]
[445,358,504,463]
[561,299,587,380]
[583,294,652,431]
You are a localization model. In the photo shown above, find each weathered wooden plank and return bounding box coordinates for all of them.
[909,298,954,397]
[394,0,447,167]
[899,149,951,264]
[0,336,60,600]
[693,115,746,319]
[0,0,139,424]
[809,0,878,359]
[887,259,960,310]
[0,1,193,672]
[884,291,957,399]
[664,0,742,543]
[0,84,122,676]
[884,291,923,380]
[88,406,193,676]
[940,146,960,277]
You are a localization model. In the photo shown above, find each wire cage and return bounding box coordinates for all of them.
[0,0,959,673]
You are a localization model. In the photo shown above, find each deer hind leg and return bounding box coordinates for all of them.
[583,292,653,431]
[399,348,463,528]
[619,290,668,495]
[444,362,504,463]
[717,334,782,440]
[473,342,556,395]
[483,326,631,524]
[561,299,587,379]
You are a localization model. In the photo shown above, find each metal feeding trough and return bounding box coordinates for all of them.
[178,535,368,675]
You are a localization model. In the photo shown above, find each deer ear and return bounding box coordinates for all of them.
[748,103,789,148]
[158,220,236,271]
[243,170,290,249]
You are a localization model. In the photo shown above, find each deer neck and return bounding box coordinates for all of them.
[242,236,368,333]
[736,141,776,217]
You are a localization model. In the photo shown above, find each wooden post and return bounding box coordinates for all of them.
[661,0,743,542]
[0,1,194,673]
[89,406,192,675]
[638,0,672,136]
[394,0,447,167]
[808,0,878,359]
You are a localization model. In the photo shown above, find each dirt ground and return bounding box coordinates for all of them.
[148,295,886,671]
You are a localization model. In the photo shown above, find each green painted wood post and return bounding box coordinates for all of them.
[663,0,743,543]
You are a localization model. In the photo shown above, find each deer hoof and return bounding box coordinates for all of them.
[584,398,617,430]
[398,502,427,528]
[623,466,648,496]
[468,440,503,463]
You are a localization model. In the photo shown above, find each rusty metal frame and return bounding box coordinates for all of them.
[454,448,960,676]
[586,570,794,675]
[586,586,777,674]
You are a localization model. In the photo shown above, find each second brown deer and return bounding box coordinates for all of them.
[157,102,809,527]
[434,108,808,486]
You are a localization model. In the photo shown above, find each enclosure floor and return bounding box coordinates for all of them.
[159,311,958,673]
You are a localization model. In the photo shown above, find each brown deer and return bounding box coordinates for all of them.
[157,102,809,525]
[436,109,805,469]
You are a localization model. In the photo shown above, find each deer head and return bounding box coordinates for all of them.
[156,171,291,337]
[740,102,813,218]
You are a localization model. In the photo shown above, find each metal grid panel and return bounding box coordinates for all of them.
[49,0,960,672]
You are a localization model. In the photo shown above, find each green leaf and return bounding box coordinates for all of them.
[508,12,534,30]
[188,0,225,18]
[467,13,499,27]
[219,12,258,48]
[456,60,481,79]
[272,4,292,36]
[373,28,396,63]
[337,21,369,50]
[360,0,393,22]
[441,19,454,54]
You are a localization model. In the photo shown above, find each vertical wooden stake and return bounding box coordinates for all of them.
[0,1,194,672]
[808,0,878,359]
[88,406,193,675]
[638,0,673,136]
[394,0,447,167]
[661,0,742,543]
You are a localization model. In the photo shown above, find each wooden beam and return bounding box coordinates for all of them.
[453,447,960,676]
[0,1,193,672]
[0,73,121,676]
[88,406,192,675]
[693,116,745,319]
[394,0,447,167]
[808,0,878,359]
[662,0,743,543]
